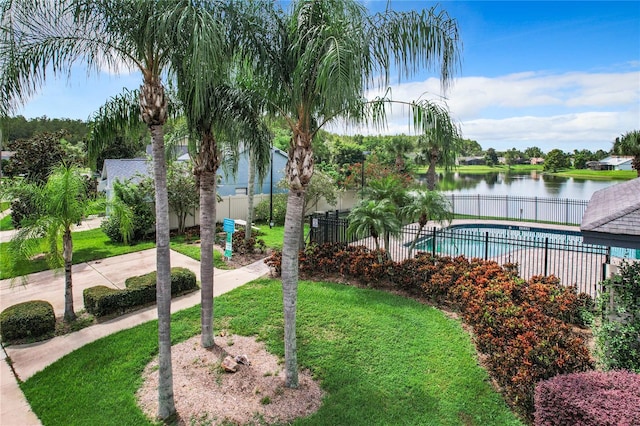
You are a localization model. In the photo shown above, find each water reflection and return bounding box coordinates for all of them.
[417,171,618,200]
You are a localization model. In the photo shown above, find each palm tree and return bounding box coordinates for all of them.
[246,0,461,388]
[0,0,211,418]
[169,5,272,347]
[362,175,409,260]
[402,190,453,258]
[613,130,640,176]
[386,135,414,173]
[347,199,401,263]
[5,165,110,322]
[416,122,462,191]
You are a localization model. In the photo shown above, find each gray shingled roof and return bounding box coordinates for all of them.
[581,178,640,249]
[101,159,150,191]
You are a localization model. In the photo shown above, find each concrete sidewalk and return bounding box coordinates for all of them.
[1,248,271,426]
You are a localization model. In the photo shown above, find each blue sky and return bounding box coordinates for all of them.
[12,1,640,153]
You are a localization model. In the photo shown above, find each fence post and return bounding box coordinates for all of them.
[565,199,569,225]
[544,237,549,276]
[309,215,314,243]
[477,194,481,218]
[535,196,538,222]
[505,195,509,219]
[324,211,329,244]
[431,227,437,256]
[484,232,489,260]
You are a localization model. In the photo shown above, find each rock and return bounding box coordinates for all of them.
[221,356,238,373]
[235,354,251,365]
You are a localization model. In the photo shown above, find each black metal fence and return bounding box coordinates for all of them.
[444,194,589,226]
[308,209,620,297]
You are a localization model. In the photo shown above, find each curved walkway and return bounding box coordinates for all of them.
[1,248,271,426]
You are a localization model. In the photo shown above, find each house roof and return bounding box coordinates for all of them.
[100,159,150,190]
[581,178,640,249]
[599,156,634,166]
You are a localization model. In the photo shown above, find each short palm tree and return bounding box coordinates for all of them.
[245,0,461,387]
[6,165,109,322]
[402,190,453,258]
[416,124,462,191]
[347,199,401,263]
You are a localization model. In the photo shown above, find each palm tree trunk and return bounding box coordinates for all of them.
[245,149,255,241]
[426,157,438,191]
[281,129,315,389]
[282,189,303,388]
[149,123,176,419]
[196,130,219,348]
[199,169,216,348]
[62,228,76,322]
[407,224,425,259]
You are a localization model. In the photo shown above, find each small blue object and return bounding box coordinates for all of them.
[223,218,235,233]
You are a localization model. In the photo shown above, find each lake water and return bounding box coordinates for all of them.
[427,171,620,200]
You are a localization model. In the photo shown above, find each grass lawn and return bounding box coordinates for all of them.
[1,224,287,279]
[0,214,12,231]
[21,278,523,426]
[169,235,229,270]
[551,169,636,180]
[0,201,9,211]
[254,222,309,250]
[0,229,155,280]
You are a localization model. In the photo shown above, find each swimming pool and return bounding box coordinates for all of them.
[414,224,639,260]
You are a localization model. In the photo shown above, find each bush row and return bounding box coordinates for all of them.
[266,243,595,420]
[0,300,55,342]
[83,267,197,317]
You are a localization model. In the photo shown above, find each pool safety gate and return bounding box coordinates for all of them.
[309,210,623,298]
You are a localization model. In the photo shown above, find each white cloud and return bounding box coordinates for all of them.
[329,69,640,152]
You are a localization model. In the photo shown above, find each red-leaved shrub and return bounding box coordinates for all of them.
[534,370,640,426]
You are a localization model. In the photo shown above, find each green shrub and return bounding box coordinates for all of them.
[170,267,197,294]
[83,286,123,317]
[595,261,640,373]
[0,300,55,342]
[84,268,197,318]
[254,193,287,225]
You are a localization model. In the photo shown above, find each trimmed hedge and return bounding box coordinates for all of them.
[534,370,640,425]
[0,300,55,341]
[83,267,197,317]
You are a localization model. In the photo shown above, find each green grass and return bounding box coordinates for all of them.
[170,236,229,270]
[551,169,636,180]
[21,279,523,426]
[0,214,13,231]
[0,229,155,280]
[254,223,309,250]
[0,201,9,212]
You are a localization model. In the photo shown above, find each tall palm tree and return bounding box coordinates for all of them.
[6,165,83,322]
[0,0,208,418]
[347,199,401,263]
[169,4,272,348]
[401,190,452,258]
[246,0,461,387]
[613,130,640,176]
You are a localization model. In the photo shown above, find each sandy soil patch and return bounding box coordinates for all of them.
[137,334,323,425]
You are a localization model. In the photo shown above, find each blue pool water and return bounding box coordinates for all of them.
[415,224,640,260]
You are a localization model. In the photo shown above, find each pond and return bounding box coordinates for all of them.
[423,171,619,200]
